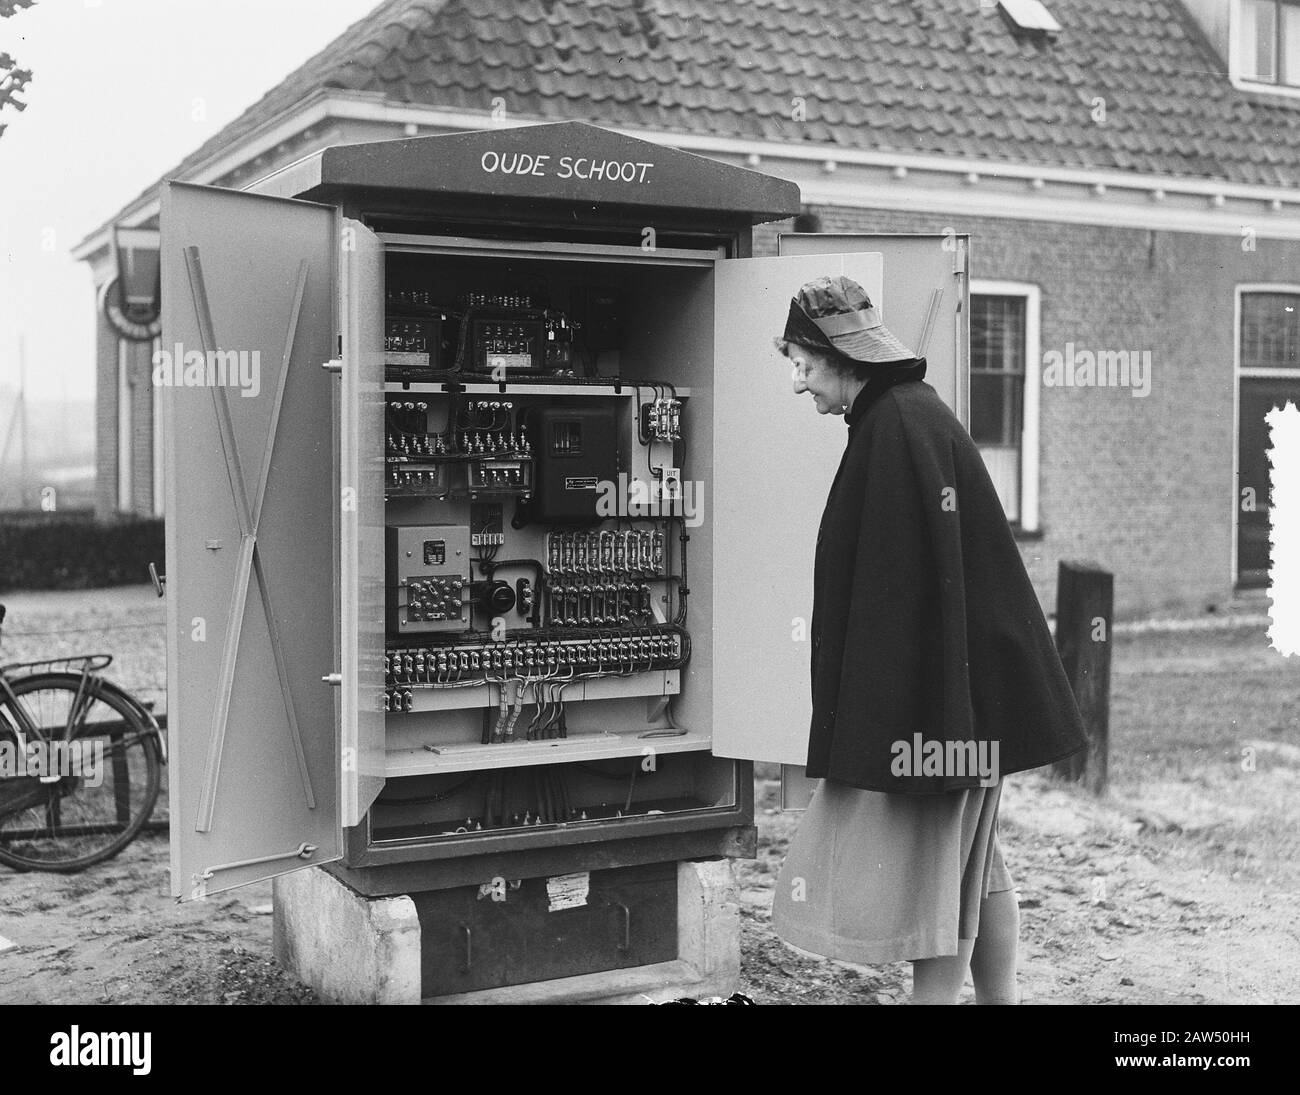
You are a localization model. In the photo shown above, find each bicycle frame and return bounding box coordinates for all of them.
[0,603,166,808]
[0,675,32,756]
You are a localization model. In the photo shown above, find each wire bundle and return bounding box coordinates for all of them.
[481,765,573,828]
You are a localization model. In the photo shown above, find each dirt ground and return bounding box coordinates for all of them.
[1,586,1297,1004]
[0,587,311,1004]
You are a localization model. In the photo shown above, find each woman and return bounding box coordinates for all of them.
[770,275,1087,1005]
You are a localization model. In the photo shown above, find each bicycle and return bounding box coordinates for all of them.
[0,603,165,872]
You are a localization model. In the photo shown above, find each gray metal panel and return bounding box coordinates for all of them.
[776,233,970,424]
[161,181,342,898]
[245,152,325,201]
[339,219,387,826]
[710,252,884,767]
[778,764,818,812]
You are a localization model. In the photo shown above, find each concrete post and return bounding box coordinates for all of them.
[273,867,422,1005]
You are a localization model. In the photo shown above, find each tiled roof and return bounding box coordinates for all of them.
[106,0,1300,230]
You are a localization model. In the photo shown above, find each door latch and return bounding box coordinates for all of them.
[195,842,319,898]
[148,562,166,598]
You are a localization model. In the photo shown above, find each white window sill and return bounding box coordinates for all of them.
[1230,74,1300,100]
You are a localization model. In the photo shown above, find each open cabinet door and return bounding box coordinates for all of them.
[710,240,967,769]
[339,219,387,826]
[161,182,342,898]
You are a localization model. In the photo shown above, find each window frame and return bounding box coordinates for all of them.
[970,280,1041,534]
[1239,287,1300,372]
[1232,283,1300,585]
[151,334,165,517]
[116,338,132,513]
[1233,0,1300,96]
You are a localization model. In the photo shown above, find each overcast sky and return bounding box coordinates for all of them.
[0,0,377,403]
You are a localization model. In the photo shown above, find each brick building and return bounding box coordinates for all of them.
[73,0,1300,615]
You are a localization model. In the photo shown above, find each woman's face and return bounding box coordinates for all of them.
[786,344,848,416]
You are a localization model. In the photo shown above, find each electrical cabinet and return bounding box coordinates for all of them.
[159,124,967,986]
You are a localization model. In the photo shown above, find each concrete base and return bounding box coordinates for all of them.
[273,866,422,1005]
[272,858,740,1005]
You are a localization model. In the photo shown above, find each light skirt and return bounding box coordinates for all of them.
[772,778,1013,964]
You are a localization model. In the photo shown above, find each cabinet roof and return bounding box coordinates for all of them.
[276,120,800,222]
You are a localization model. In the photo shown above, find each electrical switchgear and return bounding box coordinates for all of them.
[159,124,963,1006]
[377,256,702,842]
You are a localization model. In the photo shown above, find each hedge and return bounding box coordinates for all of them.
[0,512,165,591]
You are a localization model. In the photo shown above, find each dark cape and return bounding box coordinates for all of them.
[808,362,1087,793]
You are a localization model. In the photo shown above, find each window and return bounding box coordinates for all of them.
[998,0,1060,34]
[1240,291,1300,369]
[969,284,1041,530]
[1240,0,1300,86]
[1235,288,1300,588]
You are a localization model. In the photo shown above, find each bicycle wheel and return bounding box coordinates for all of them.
[0,672,162,872]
